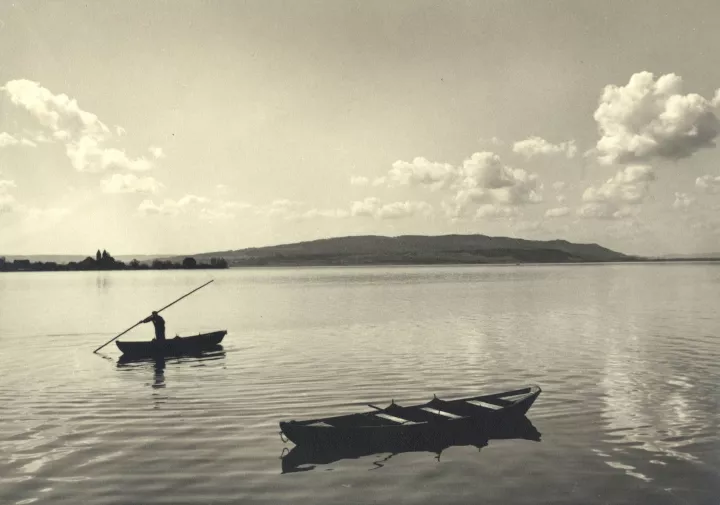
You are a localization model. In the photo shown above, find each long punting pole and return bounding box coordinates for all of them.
[93,279,214,353]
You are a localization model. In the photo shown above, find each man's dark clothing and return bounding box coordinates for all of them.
[143,314,166,342]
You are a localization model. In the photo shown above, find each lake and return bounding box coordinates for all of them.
[1,264,719,504]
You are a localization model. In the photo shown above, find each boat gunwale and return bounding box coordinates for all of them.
[282,385,541,429]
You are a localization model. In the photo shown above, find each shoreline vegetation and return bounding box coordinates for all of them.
[2,235,720,272]
[0,249,229,272]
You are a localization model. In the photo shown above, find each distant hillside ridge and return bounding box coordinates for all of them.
[173,234,633,266]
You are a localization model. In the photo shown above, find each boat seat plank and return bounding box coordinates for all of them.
[375,413,418,425]
[307,421,333,428]
[500,393,531,402]
[420,407,463,419]
[467,399,503,410]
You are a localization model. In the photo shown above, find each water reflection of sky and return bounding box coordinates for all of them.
[597,316,715,482]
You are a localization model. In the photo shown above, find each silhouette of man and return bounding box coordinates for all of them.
[142,311,166,342]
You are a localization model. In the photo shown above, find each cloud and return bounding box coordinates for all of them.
[577,202,637,220]
[672,192,694,210]
[302,208,351,219]
[545,206,571,218]
[101,173,163,194]
[0,179,17,192]
[350,197,380,217]
[475,204,519,219]
[350,176,369,186]
[594,72,720,165]
[449,152,542,217]
[0,178,17,214]
[552,181,566,191]
[582,165,655,204]
[256,199,305,218]
[383,151,543,220]
[0,132,20,148]
[696,174,720,193]
[3,79,156,173]
[67,136,153,172]
[388,157,457,189]
[513,137,577,158]
[350,197,433,219]
[376,201,433,219]
[350,175,388,187]
[138,194,209,216]
[479,136,504,147]
[579,165,654,219]
[4,79,109,136]
[149,146,165,159]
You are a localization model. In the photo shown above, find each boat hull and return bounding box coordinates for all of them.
[280,385,541,448]
[116,330,227,357]
[281,415,541,473]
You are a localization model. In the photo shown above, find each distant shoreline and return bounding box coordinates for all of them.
[4,256,720,273]
[0,249,229,272]
[4,234,720,272]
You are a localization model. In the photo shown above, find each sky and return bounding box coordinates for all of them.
[2,1,720,256]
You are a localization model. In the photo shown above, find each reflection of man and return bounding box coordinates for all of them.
[141,311,166,342]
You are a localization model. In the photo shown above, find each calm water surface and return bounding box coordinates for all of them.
[1,264,720,504]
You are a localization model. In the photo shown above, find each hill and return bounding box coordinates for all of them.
[170,234,634,266]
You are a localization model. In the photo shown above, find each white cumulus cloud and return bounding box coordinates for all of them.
[696,174,720,193]
[594,72,720,165]
[383,151,543,220]
[67,136,153,173]
[579,165,654,219]
[149,146,165,159]
[3,79,156,173]
[545,206,571,218]
[513,136,577,159]
[475,204,519,219]
[138,194,209,216]
[101,174,163,194]
[350,197,433,220]
[0,132,20,148]
[350,176,370,186]
[388,157,457,189]
[302,208,350,219]
[0,178,18,214]
[672,192,694,210]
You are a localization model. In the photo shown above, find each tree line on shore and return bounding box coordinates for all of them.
[0,249,228,272]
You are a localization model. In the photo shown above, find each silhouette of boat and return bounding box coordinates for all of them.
[280,414,541,473]
[116,347,227,366]
[279,385,541,448]
[116,330,227,358]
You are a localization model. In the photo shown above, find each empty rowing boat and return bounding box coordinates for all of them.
[116,330,227,357]
[281,414,541,473]
[279,384,541,447]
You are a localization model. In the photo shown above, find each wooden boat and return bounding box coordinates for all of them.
[279,385,541,448]
[281,414,541,473]
[116,330,227,357]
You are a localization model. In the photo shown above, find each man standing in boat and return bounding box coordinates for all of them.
[141,311,166,343]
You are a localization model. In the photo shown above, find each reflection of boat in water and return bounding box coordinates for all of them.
[116,330,227,359]
[116,348,226,391]
[280,385,540,448]
[280,415,541,473]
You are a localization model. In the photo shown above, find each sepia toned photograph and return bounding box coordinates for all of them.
[1,1,720,504]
